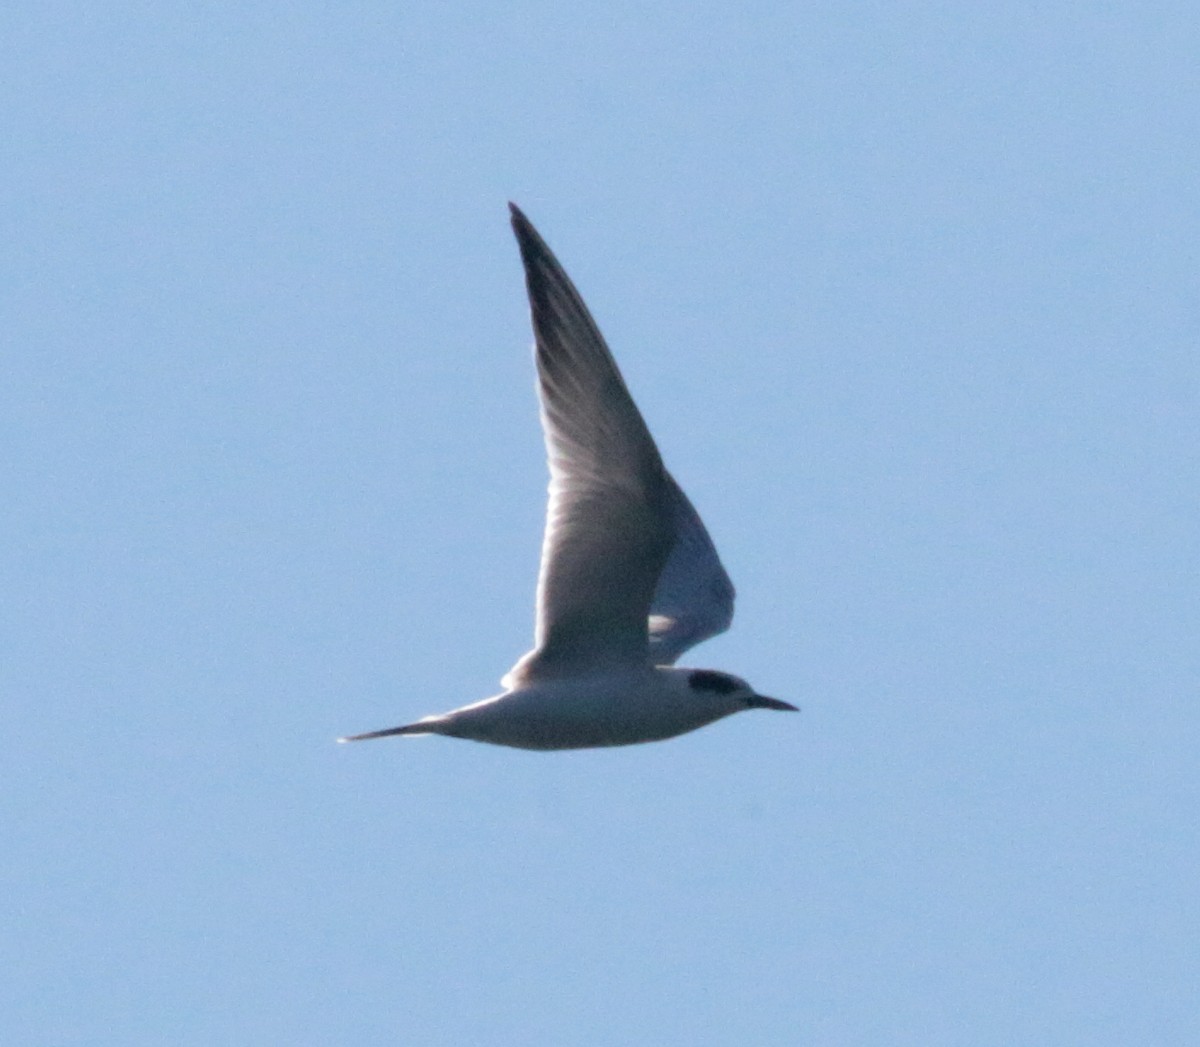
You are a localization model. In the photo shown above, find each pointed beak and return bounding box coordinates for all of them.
[746,695,799,712]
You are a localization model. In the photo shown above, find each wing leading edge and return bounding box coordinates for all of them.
[504,205,735,687]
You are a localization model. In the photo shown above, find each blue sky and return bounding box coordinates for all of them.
[3,4,1197,1045]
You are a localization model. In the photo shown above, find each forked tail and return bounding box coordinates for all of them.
[337,721,434,743]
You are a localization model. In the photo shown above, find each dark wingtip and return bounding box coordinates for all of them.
[508,201,532,236]
[507,203,561,306]
[508,202,543,257]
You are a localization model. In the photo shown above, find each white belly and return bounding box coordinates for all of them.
[433,670,733,750]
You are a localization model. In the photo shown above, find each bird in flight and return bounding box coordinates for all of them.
[340,204,796,750]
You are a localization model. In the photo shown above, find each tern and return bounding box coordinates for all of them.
[340,204,796,750]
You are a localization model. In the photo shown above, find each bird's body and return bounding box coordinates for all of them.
[344,667,792,751]
[340,204,796,751]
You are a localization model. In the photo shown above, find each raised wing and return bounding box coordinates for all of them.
[647,474,736,664]
[505,204,675,686]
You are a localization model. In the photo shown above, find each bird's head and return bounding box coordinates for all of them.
[685,669,798,714]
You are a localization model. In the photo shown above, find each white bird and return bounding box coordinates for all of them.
[339,204,796,750]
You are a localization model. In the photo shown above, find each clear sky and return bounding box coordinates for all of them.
[3,4,1197,1045]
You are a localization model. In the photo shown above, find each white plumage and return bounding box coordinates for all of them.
[340,204,795,750]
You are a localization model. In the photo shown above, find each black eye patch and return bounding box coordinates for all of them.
[688,669,740,695]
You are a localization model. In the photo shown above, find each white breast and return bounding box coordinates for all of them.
[431,668,742,750]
